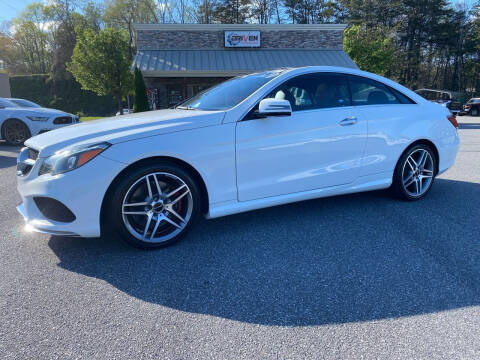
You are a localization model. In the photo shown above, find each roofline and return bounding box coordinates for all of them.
[142,70,259,77]
[136,48,345,52]
[140,66,359,78]
[134,23,347,31]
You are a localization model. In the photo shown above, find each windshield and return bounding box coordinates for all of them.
[178,70,284,111]
[9,99,41,108]
[0,98,19,108]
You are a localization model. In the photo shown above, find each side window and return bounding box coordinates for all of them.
[265,73,351,112]
[265,74,316,112]
[388,86,416,104]
[349,75,400,106]
[312,73,351,109]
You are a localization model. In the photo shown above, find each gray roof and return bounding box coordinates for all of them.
[133,49,358,77]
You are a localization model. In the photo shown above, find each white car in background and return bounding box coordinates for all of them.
[16,67,459,249]
[0,98,79,145]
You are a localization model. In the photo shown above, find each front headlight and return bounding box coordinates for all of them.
[38,142,111,176]
[27,116,49,121]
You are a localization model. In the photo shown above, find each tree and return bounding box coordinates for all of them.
[213,0,249,23]
[133,66,149,112]
[67,28,133,114]
[344,24,396,76]
[103,0,160,61]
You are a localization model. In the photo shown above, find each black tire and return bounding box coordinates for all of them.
[105,162,202,249]
[472,107,479,117]
[391,144,437,201]
[2,119,31,146]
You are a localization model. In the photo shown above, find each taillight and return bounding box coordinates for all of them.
[447,114,458,129]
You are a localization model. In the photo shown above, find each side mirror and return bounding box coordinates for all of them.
[258,98,292,117]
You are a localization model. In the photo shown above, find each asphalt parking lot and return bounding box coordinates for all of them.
[1,117,479,359]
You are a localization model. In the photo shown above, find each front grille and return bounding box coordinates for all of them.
[17,147,38,177]
[53,116,73,125]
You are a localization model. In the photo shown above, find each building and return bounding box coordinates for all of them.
[133,23,357,109]
[0,73,11,98]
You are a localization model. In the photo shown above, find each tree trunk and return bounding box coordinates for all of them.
[116,94,123,115]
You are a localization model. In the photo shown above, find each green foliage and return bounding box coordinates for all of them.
[10,74,117,116]
[133,66,149,113]
[68,28,133,112]
[344,25,396,76]
[213,0,250,23]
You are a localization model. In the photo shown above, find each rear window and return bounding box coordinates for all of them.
[348,75,414,106]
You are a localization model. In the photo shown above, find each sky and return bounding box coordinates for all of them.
[0,0,477,22]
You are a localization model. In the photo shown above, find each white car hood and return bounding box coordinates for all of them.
[25,109,225,157]
[7,106,70,115]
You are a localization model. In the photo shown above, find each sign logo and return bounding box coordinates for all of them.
[225,31,261,48]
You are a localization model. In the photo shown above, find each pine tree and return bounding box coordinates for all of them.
[133,66,149,113]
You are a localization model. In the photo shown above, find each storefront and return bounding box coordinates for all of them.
[133,23,357,109]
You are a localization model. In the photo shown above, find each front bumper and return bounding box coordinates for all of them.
[16,153,125,238]
[16,203,81,236]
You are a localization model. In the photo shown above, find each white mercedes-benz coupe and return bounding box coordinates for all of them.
[16,67,459,249]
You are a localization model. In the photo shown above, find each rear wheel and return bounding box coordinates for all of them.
[106,162,201,249]
[2,119,31,146]
[391,144,437,201]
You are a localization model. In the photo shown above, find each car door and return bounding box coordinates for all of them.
[346,74,420,177]
[235,72,368,202]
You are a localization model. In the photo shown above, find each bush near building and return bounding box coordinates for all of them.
[9,74,117,116]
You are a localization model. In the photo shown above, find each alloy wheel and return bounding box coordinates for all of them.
[401,148,434,197]
[4,121,29,145]
[121,172,193,243]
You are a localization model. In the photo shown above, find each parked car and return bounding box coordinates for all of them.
[6,98,42,108]
[16,67,459,249]
[0,98,79,145]
[458,98,480,116]
[116,109,132,116]
[414,89,464,114]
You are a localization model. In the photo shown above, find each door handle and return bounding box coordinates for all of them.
[339,116,358,126]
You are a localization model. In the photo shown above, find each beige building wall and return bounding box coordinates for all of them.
[0,73,11,97]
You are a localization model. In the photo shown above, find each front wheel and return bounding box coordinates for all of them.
[391,144,437,201]
[472,108,479,116]
[2,119,31,146]
[106,162,201,249]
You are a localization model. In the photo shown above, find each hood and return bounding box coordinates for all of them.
[25,109,225,157]
[35,107,73,115]
[6,106,71,116]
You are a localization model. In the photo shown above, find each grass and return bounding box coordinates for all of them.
[80,116,104,122]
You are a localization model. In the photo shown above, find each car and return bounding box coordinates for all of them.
[116,109,133,116]
[458,98,480,116]
[6,98,42,108]
[414,89,464,114]
[0,98,80,145]
[16,66,460,249]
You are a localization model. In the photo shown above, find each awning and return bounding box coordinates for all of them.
[133,49,358,77]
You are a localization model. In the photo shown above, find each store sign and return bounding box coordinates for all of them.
[224,31,261,48]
